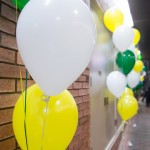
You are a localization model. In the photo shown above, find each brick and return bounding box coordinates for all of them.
[77,143,87,150]
[82,69,89,76]
[78,102,89,111]
[83,108,90,116]
[0,108,13,125]
[73,82,82,89]
[80,133,89,140]
[17,79,34,92]
[79,116,89,126]
[0,33,17,50]
[67,84,73,90]
[0,48,16,63]
[0,79,15,93]
[2,0,17,8]
[0,63,28,78]
[0,123,14,139]
[0,16,16,35]
[71,136,83,150]
[17,52,24,65]
[29,75,33,80]
[78,75,86,81]
[66,145,73,150]
[69,90,79,97]
[86,76,89,81]
[87,89,90,94]
[0,137,16,150]
[79,110,84,119]
[82,82,89,89]
[79,89,87,96]
[1,3,17,22]
[0,93,20,108]
[68,135,82,149]
[75,97,82,104]
[82,95,89,102]
[16,142,21,149]
[74,126,83,137]
[83,122,90,131]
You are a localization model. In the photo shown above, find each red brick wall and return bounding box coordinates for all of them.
[0,1,91,150]
[67,70,90,150]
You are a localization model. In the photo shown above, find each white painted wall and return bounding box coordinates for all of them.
[90,0,122,149]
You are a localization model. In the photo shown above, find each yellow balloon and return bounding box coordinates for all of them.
[117,95,138,121]
[103,7,124,32]
[120,87,134,98]
[133,28,141,45]
[140,75,144,82]
[13,84,78,150]
[133,60,144,73]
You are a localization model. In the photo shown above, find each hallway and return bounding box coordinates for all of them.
[119,102,150,150]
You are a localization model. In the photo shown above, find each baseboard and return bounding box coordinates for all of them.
[105,122,125,150]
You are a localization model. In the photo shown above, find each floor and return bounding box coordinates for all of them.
[118,102,150,150]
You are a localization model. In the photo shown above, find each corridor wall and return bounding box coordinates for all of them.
[90,0,122,149]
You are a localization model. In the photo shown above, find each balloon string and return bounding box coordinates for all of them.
[24,70,28,150]
[20,69,24,97]
[41,99,49,150]
[15,0,29,149]
[15,0,18,21]
[19,55,29,150]
[20,69,29,149]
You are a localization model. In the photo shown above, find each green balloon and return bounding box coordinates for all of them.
[137,54,143,60]
[12,0,29,10]
[133,88,137,93]
[133,82,143,91]
[127,85,130,88]
[116,50,136,75]
[143,66,147,72]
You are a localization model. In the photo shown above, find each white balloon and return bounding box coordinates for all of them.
[129,44,136,52]
[113,25,134,52]
[106,71,127,97]
[127,70,140,88]
[142,71,146,77]
[17,0,96,96]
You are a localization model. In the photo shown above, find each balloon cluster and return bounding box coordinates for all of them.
[104,7,146,121]
[12,0,96,149]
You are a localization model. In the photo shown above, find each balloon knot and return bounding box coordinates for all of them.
[41,94,50,103]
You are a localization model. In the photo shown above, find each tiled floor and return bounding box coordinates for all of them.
[119,102,150,150]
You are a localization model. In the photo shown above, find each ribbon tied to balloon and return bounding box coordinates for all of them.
[16,0,96,96]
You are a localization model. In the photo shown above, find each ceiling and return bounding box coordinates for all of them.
[128,0,150,60]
